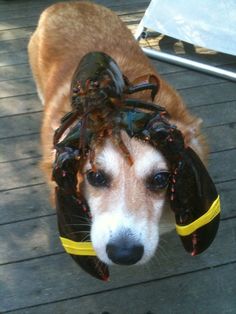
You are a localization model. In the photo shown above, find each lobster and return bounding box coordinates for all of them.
[54,51,162,166]
[53,51,220,281]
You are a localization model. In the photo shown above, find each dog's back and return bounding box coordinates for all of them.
[28,2,156,105]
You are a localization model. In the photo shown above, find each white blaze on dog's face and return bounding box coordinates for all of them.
[82,132,169,265]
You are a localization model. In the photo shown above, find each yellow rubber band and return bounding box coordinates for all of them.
[60,237,97,256]
[176,195,221,237]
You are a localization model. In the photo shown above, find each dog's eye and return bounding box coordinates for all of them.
[86,170,110,188]
[146,171,170,191]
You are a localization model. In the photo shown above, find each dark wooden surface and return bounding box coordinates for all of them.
[0,0,236,313]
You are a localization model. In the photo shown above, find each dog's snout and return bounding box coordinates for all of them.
[106,233,144,265]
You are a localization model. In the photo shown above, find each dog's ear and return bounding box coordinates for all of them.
[169,147,221,255]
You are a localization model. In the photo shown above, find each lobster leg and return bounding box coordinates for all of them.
[111,130,133,165]
[54,111,80,146]
[88,130,107,170]
[127,74,159,100]
[123,98,166,113]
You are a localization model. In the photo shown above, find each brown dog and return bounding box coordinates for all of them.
[28,1,207,266]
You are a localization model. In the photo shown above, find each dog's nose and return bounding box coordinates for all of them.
[106,235,144,265]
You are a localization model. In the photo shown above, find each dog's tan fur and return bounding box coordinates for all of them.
[28,1,208,264]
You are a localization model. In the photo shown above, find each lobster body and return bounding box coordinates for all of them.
[72,51,126,103]
[53,52,221,280]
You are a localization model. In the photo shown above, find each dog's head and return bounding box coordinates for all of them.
[53,52,220,280]
[82,131,169,266]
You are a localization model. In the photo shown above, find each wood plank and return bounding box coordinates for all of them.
[0,157,43,191]
[0,184,53,225]
[0,127,234,223]
[0,80,234,122]
[0,16,39,31]
[217,180,236,219]
[209,149,236,183]
[0,133,40,163]
[1,64,215,100]
[0,129,234,224]
[0,10,144,55]
[0,215,60,264]
[0,1,58,17]
[0,65,227,101]
[205,124,236,152]
[220,62,236,72]
[0,206,234,266]
[0,68,233,104]
[42,100,236,130]
[0,175,234,226]
[0,78,36,98]
[0,156,233,225]
[0,218,235,312]
[179,82,236,107]
[191,100,236,128]
[0,50,28,66]
[0,0,53,9]
[0,0,149,19]
[0,12,143,31]
[0,0,149,9]
[163,69,224,90]
[0,38,28,54]
[0,112,41,139]
[0,94,41,117]
[0,8,40,18]
[8,263,235,314]
[152,59,185,74]
[0,19,137,45]
[0,124,234,189]
[0,63,31,81]
[1,110,234,152]
[0,27,34,42]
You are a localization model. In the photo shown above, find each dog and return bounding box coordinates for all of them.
[28,1,207,266]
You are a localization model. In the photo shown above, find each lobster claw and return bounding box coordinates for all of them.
[170,147,221,256]
[55,187,109,281]
[52,105,111,280]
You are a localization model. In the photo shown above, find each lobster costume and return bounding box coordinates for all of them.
[52,52,221,281]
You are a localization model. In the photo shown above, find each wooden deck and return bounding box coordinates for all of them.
[0,0,236,313]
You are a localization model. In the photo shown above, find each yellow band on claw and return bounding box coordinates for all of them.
[60,237,97,256]
[176,195,221,237]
